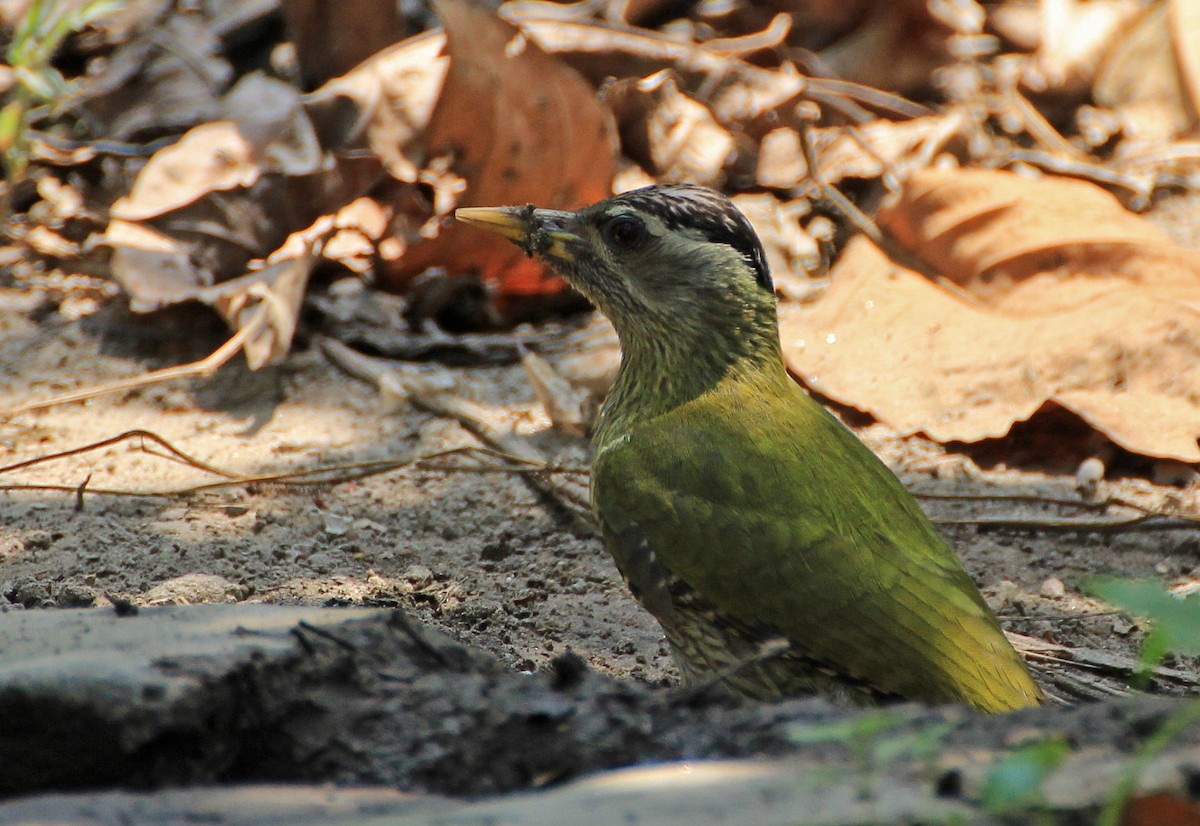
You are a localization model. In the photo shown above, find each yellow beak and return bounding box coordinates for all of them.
[455,206,579,264]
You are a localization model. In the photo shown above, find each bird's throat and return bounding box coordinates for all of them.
[595,301,784,446]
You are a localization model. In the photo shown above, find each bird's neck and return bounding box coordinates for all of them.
[595,298,786,446]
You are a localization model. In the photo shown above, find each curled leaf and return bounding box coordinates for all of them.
[781,169,1200,462]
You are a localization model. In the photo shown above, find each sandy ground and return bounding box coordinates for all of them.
[1,287,1198,696]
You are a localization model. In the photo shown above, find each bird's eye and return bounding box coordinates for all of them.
[603,215,647,252]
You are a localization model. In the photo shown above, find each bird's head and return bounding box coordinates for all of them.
[456,185,776,344]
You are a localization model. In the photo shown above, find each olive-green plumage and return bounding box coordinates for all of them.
[457,185,1043,712]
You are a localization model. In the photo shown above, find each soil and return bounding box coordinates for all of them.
[3,290,1198,689]
[2,285,1200,813]
[0,295,673,688]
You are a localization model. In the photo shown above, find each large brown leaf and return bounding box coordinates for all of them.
[383,0,617,300]
[780,168,1200,462]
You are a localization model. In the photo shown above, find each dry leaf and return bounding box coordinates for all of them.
[109,122,260,221]
[521,349,589,436]
[1122,793,1200,826]
[102,220,208,312]
[513,18,808,123]
[1169,0,1200,128]
[75,11,231,140]
[198,252,316,370]
[815,2,952,94]
[810,114,966,184]
[755,127,807,190]
[383,0,617,303]
[607,70,734,187]
[23,226,77,259]
[781,168,1200,462]
[219,73,323,177]
[305,30,449,184]
[103,67,363,332]
[878,168,1200,310]
[282,0,410,87]
[322,198,391,274]
[1095,2,1197,141]
[35,177,84,222]
[101,71,334,368]
[111,75,316,221]
[1030,0,1138,94]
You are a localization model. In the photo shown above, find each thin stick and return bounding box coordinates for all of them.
[934,514,1197,533]
[0,303,268,419]
[0,428,241,479]
[320,337,598,533]
[0,430,585,503]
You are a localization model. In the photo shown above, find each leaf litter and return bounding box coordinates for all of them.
[4,0,1200,815]
[780,167,1200,462]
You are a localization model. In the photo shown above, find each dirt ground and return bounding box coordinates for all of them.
[0,293,675,687]
[2,284,1199,701]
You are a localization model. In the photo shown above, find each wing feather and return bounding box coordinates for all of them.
[592,380,1041,709]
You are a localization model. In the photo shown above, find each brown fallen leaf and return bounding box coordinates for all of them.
[1171,0,1200,124]
[808,114,967,185]
[99,72,338,369]
[780,168,1200,462]
[521,349,590,437]
[198,250,316,370]
[282,0,412,88]
[513,17,810,124]
[815,1,955,95]
[109,122,261,222]
[383,0,617,305]
[755,127,807,190]
[74,9,231,140]
[304,29,448,186]
[607,70,734,187]
[1122,793,1200,826]
[102,71,336,319]
[1095,1,1199,142]
[878,167,1200,311]
[1026,0,1138,95]
[110,74,322,223]
[101,220,203,313]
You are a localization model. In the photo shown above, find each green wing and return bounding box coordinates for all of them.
[592,379,1042,711]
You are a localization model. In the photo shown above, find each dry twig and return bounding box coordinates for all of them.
[0,429,587,505]
[0,303,271,420]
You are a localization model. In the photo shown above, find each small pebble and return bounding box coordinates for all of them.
[1075,457,1105,498]
[403,565,434,588]
[1040,577,1066,599]
[56,582,96,608]
[141,573,245,606]
[991,579,1021,609]
[323,513,353,537]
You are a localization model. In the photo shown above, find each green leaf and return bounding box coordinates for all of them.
[8,0,125,70]
[872,721,957,763]
[981,738,1069,813]
[67,0,126,30]
[51,0,124,53]
[786,710,906,746]
[0,100,24,151]
[14,64,62,102]
[1088,578,1200,656]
